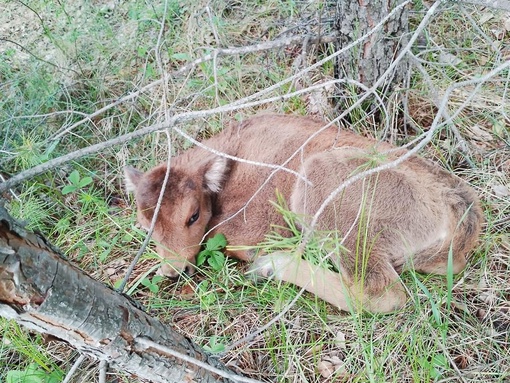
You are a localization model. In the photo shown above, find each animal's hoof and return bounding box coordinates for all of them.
[246,251,292,282]
[247,256,276,282]
[363,284,407,314]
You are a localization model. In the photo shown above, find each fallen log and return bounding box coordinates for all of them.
[0,204,247,383]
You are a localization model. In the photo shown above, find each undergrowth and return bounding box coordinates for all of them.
[1,1,509,382]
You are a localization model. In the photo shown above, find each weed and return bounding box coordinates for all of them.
[5,363,63,383]
[1,321,64,383]
[197,233,228,271]
[141,275,165,294]
[203,335,226,354]
[61,170,93,195]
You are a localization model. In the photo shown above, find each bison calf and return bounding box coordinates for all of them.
[125,114,482,313]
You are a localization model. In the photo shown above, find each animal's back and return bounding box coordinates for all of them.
[289,148,482,274]
[208,115,381,255]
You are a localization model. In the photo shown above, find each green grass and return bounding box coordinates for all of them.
[0,321,64,383]
[1,1,509,382]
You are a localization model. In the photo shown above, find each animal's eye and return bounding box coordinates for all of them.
[188,211,199,226]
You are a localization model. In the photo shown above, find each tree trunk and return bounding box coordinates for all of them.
[334,0,409,95]
[0,205,239,383]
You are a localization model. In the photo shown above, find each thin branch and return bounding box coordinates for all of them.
[227,0,412,109]
[136,337,264,383]
[0,38,79,75]
[61,354,86,383]
[10,0,412,197]
[222,287,306,354]
[439,60,510,126]
[117,131,173,293]
[0,174,21,202]
[49,0,410,143]
[409,53,472,157]
[49,33,337,141]
[175,123,310,183]
[0,80,353,193]
[117,2,173,293]
[206,5,222,47]
[307,56,510,237]
[98,360,107,383]
[201,77,389,243]
[454,0,510,11]
[301,0,441,238]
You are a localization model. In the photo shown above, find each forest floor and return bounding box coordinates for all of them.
[1,1,509,382]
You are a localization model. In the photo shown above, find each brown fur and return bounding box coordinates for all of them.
[125,114,483,313]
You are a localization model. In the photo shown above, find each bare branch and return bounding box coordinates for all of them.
[62,354,86,383]
[0,80,342,193]
[98,360,108,383]
[307,57,510,236]
[48,0,409,143]
[49,33,337,141]
[454,0,510,11]
[117,131,173,293]
[137,338,263,383]
[0,0,414,194]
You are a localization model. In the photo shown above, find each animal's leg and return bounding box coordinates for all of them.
[413,191,483,276]
[249,252,406,313]
[413,251,467,275]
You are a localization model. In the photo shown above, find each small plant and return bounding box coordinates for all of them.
[196,280,217,308]
[141,275,164,294]
[6,363,62,383]
[61,170,93,195]
[196,233,227,271]
[417,353,449,380]
[203,335,226,354]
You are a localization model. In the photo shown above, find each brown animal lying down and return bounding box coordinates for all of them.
[125,114,483,313]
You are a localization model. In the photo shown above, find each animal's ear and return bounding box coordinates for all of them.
[203,156,230,193]
[124,166,143,193]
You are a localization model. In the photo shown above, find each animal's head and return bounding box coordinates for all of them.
[124,155,230,277]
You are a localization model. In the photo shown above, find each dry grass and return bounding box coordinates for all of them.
[1,1,509,382]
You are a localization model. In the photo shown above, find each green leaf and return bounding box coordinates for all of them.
[148,283,159,294]
[207,251,225,271]
[141,276,163,294]
[205,233,227,251]
[203,336,226,353]
[46,370,63,383]
[197,250,211,266]
[171,52,191,61]
[197,234,227,269]
[417,353,448,380]
[78,176,93,188]
[6,364,45,383]
[198,280,209,293]
[68,170,80,185]
[61,185,77,195]
[430,353,448,378]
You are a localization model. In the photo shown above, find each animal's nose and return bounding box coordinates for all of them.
[157,263,196,278]
[156,264,181,278]
[184,264,196,276]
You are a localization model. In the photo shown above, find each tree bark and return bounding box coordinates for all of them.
[0,205,238,383]
[334,0,409,93]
